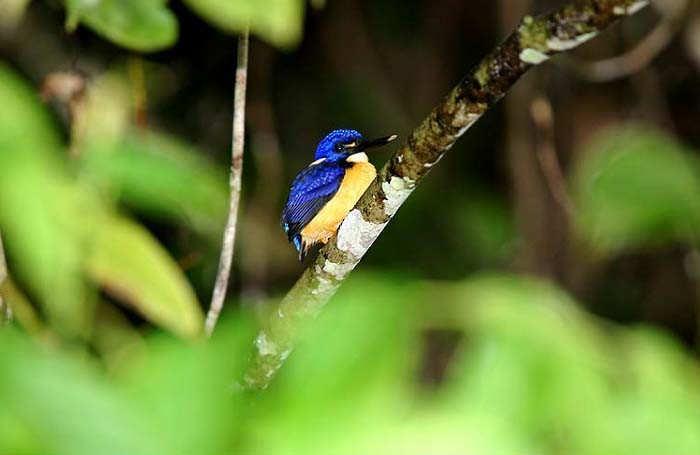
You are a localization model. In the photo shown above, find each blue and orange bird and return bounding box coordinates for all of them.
[282,129,397,261]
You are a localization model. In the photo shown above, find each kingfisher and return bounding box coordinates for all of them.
[282,129,397,261]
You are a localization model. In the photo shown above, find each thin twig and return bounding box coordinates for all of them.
[0,231,12,325]
[570,0,687,81]
[243,0,651,390]
[501,0,555,277]
[530,96,576,220]
[128,55,148,128]
[205,28,250,337]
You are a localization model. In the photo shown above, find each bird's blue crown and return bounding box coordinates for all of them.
[314,129,364,161]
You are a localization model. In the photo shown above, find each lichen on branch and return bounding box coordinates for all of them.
[244,0,651,390]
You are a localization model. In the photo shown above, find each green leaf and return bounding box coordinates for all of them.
[572,126,700,255]
[610,329,700,454]
[1,276,50,340]
[81,131,228,240]
[65,0,178,52]
[441,273,700,455]
[0,64,61,160]
[0,330,162,455]
[0,64,95,337]
[0,0,31,30]
[116,317,255,454]
[85,216,204,338]
[181,0,305,48]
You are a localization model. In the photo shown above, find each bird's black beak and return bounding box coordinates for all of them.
[358,134,398,152]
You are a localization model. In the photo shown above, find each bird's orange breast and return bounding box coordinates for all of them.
[300,161,376,247]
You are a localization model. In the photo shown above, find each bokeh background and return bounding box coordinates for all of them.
[2,0,700,454]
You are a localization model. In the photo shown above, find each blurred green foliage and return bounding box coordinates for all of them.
[64,0,179,52]
[1,274,700,454]
[0,0,30,30]
[60,0,305,51]
[573,127,700,256]
[0,63,226,337]
[82,131,228,241]
[182,0,305,48]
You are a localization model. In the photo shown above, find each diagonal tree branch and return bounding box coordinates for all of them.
[205,28,250,337]
[244,0,651,389]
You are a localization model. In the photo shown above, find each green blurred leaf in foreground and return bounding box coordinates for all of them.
[573,126,700,255]
[70,68,227,240]
[0,64,204,337]
[86,216,203,339]
[1,273,700,454]
[81,131,228,241]
[0,0,30,30]
[0,316,254,455]
[0,63,93,336]
[64,0,178,52]
[0,331,158,455]
[182,0,305,48]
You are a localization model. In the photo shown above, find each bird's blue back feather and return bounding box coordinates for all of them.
[281,162,346,242]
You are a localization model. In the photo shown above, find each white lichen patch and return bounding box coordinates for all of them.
[628,0,649,14]
[322,260,356,281]
[614,0,648,15]
[424,153,445,168]
[279,348,292,362]
[453,110,482,130]
[450,111,482,141]
[546,31,598,51]
[255,331,278,357]
[311,264,337,295]
[519,48,550,65]
[382,176,415,217]
[336,209,387,259]
[397,154,404,163]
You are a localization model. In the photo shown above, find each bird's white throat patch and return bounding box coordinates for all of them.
[346,152,369,163]
[309,157,326,166]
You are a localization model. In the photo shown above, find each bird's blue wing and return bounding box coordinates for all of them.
[281,163,345,244]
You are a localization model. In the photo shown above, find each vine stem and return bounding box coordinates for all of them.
[0,231,11,324]
[205,28,250,337]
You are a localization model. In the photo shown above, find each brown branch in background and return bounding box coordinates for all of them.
[128,55,148,128]
[687,14,700,70]
[0,231,12,325]
[205,28,250,337]
[572,0,687,81]
[530,96,576,220]
[243,0,651,390]
[500,0,555,277]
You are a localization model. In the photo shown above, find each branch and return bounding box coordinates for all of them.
[205,29,250,337]
[569,0,686,81]
[244,0,651,389]
[0,231,11,325]
[530,96,576,220]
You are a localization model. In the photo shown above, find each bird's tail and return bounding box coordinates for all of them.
[293,235,306,262]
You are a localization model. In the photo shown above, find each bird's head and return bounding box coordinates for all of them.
[313,129,397,164]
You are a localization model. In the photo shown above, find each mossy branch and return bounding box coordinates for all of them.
[244,0,651,389]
